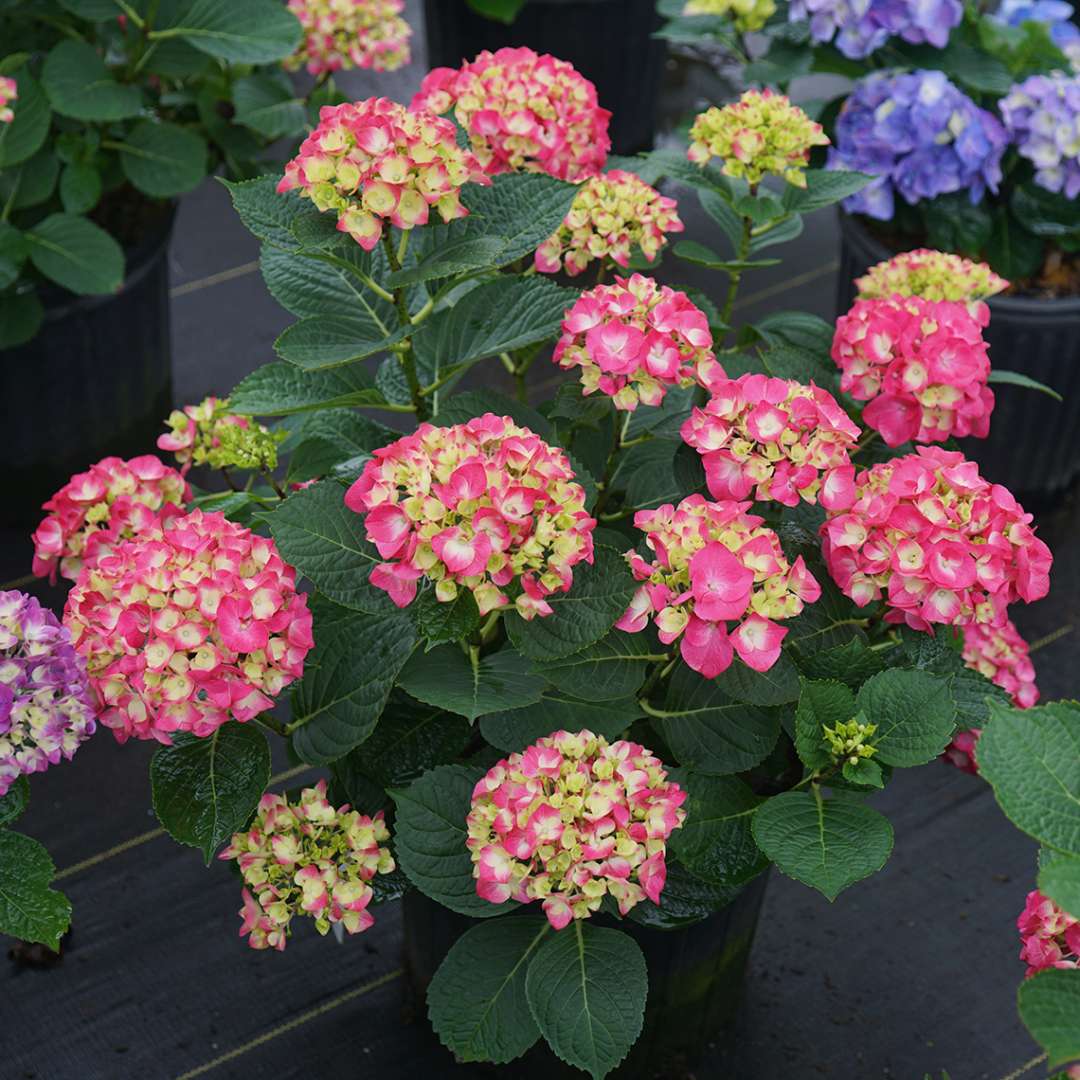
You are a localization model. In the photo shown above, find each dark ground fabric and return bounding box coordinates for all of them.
[3,5,1077,1076]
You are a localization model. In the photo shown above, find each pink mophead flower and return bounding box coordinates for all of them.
[31,455,191,584]
[941,727,981,775]
[832,295,994,447]
[854,248,1008,318]
[0,590,96,798]
[821,446,1052,632]
[1017,890,1080,978]
[345,413,596,618]
[535,169,683,277]
[687,89,828,187]
[553,274,723,411]
[277,96,489,251]
[158,396,281,475]
[284,0,412,75]
[681,373,861,507]
[467,729,686,928]
[0,76,16,125]
[220,780,395,951]
[63,510,314,745]
[617,495,820,678]
[412,46,611,181]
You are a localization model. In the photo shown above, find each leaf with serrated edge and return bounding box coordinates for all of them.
[531,629,657,700]
[713,650,801,706]
[526,921,647,1080]
[855,668,956,767]
[479,693,640,752]
[428,917,548,1064]
[390,764,510,917]
[1038,854,1080,918]
[1017,970,1080,1069]
[150,723,271,864]
[796,679,856,771]
[0,830,71,950]
[752,790,893,901]
[229,361,384,416]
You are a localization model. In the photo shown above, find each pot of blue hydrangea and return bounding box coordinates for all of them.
[421,0,667,155]
[678,0,1080,499]
[0,0,319,524]
[3,64,1066,1079]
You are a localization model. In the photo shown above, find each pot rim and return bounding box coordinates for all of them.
[838,208,1080,316]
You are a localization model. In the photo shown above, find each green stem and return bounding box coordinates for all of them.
[382,229,429,421]
[478,611,502,645]
[720,212,754,331]
[220,466,240,493]
[263,470,287,500]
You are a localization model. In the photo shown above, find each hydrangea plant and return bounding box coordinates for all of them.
[1,55,1074,1079]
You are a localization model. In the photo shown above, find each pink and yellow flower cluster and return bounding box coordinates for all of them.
[158,396,281,475]
[63,510,313,744]
[617,495,821,678]
[553,274,720,411]
[832,295,995,447]
[345,413,596,618]
[688,89,828,187]
[467,730,686,929]
[681,373,860,507]
[284,0,412,75]
[1018,890,1080,978]
[412,47,611,181]
[535,169,683,277]
[277,97,488,251]
[683,0,778,31]
[32,455,190,584]
[821,447,1051,631]
[0,76,16,125]
[0,590,96,798]
[221,780,395,951]
[854,248,1009,309]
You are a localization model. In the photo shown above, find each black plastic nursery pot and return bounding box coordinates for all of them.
[403,872,768,1077]
[837,210,1080,504]
[422,0,667,156]
[2,204,176,528]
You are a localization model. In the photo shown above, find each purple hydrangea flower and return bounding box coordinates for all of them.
[788,0,962,58]
[0,590,96,798]
[1001,73,1080,198]
[993,0,1080,48]
[828,70,1008,219]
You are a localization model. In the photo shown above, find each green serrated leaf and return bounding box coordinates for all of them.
[396,645,545,722]
[150,723,271,864]
[221,175,308,250]
[1038,854,1080,918]
[531,629,657,700]
[1017,969,1080,1069]
[433,389,550,435]
[152,0,303,63]
[980,700,1080,855]
[782,169,874,213]
[289,598,417,765]
[856,668,956,767]
[795,678,856,771]
[229,361,385,416]
[625,860,745,929]
[526,922,647,1080]
[42,40,142,121]
[285,408,393,483]
[232,72,307,139]
[654,664,781,775]
[414,588,481,650]
[797,637,886,688]
[275,313,407,371]
[504,547,636,662]
[429,917,549,1064]
[387,236,507,287]
[267,478,399,614]
[479,692,640,752]
[0,776,30,827]
[116,120,208,198]
[0,830,71,950]
[391,763,509,917]
[714,650,801,706]
[25,213,124,295]
[752,790,893,901]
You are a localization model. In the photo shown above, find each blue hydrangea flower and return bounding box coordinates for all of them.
[0,590,96,797]
[828,70,1008,219]
[1001,73,1080,198]
[788,0,962,59]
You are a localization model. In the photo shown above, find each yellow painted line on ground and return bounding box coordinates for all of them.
[174,968,405,1079]
[997,1051,1047,1080]
[732,258,840,312]
[54,762,317,882]
[170,260,260,298]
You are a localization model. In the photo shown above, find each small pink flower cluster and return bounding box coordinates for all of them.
[221,780,395,951]
[466,729,686,929]
[821,446,1052,631]
[831,295,994,447]
[345,413,596,618]
[63,510,314,744]
[681,373,861,507]
[412,47,611,181]
[941,618,1039,774]
[284,0,412,75]
[157,396,280,475]
[854,248,1008,312]
[535,169,683,277]
[617,495,820,678]
[277,97,489,251]
[1018,890,1080,978]
[0,76,16,124]
[32,455,190,584]
[553,274,721,411]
